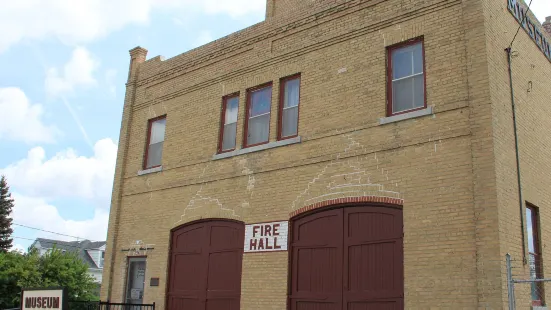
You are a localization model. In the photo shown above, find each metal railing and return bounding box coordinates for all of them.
[68,301,155,310]
[506,253,551,309]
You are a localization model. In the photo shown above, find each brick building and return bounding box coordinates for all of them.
[100,0,551,308]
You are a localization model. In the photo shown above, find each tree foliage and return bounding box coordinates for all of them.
[0,176,14,252]
[0,248,99,308]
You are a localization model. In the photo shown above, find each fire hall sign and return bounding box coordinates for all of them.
[244,221,288,253]
[21,288,66,310]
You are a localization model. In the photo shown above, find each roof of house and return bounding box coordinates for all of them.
[32,238,106,269]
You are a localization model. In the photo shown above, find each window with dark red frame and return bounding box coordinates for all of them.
[244,83,272,147]
[278,74,301,140]
[527,204,545,306]
[218,94,239,153]
[387,38,426,116]
[144,116,166,169]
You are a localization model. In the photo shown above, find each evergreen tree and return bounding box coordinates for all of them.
[0,176,14,252]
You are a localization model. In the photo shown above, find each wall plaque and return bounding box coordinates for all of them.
[244,221,288,253]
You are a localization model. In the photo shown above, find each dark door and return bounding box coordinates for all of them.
[343,207,403,309]
[167,220,244,310]
[289,206,403,310]
[289,209,344,310]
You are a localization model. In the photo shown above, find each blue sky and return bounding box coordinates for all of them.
[0,0,266,251]
[0,1,550,252]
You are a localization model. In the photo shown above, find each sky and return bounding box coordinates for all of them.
[0,0,267,252]
[0,1,550,253]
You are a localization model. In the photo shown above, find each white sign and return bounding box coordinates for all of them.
[22,289,64,310]
[130,288,142,300]
[244,221,288,253]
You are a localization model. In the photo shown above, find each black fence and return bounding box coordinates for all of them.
[69,301,155,310]
[69,301,99,310]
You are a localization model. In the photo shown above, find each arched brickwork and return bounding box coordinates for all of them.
[289,196,404,217]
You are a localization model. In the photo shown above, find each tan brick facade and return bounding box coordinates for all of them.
[100,0,551,308]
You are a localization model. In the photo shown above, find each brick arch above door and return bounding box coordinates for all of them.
[290,196,404,217]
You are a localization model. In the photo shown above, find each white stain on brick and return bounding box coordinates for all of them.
[177,157,258,224]
[291,133,401,212]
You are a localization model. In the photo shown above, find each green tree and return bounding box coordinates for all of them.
[0,250,40,308]
[0,247,99,308]
[0,176,14,252]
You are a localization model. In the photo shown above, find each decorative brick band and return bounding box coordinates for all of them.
[290,196,404,218]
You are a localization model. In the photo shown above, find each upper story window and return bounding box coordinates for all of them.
[387,38,426,116]
[244,83,272,147]
[278,74,301,140]
[144,116,166,169]
[100,251,105,268]
[218,94,239,153]
[527,204,544,306]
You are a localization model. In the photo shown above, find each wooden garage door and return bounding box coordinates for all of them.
[289,206,403,310]
[167,220,244,310]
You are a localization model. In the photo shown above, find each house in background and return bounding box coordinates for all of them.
[30,238,106,283]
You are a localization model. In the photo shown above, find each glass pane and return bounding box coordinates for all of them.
[225,97,239,124]
[284,79,300,108]
[126,260,146,304]
[247,114,269,145]
[413,74,425,108]
[529,253,540,301]
[392,47,413,79]
[149,118,166,144]
[527,207,534,253]
[531,281,539,301]
[413,42,424,74]
[146,142,163,168]
[392,77,414,113]
[392,42,423,79]
[282,106,298,137]
[250,86,272,117]
[222,123,237,150]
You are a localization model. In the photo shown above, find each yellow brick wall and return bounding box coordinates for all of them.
[98,0,551,308]
[483,0,551,308]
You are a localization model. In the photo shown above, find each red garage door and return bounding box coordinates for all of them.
[167,220,244,310]
[289,206,403,310]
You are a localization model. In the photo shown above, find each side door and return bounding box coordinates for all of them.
[125,257,147,304]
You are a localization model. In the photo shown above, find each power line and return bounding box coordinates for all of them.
[12,236,100,251]
[12,223,99,242]
[13,236,35,241]
[509,0,534,48]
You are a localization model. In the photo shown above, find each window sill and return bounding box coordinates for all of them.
[379,106,433,125]
[212,136,301,160]
[137,166,163,176]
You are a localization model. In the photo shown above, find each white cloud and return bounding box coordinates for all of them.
[0,138,118,208]
[0,87,58,144]
[192,31,214,48]
[0,0,265,53]
[11,244,27,253]
[45,47,99,97]
[200,0,265,19]
[532,2,551,23]
[105,69,118,95]
[12,194,109,242]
